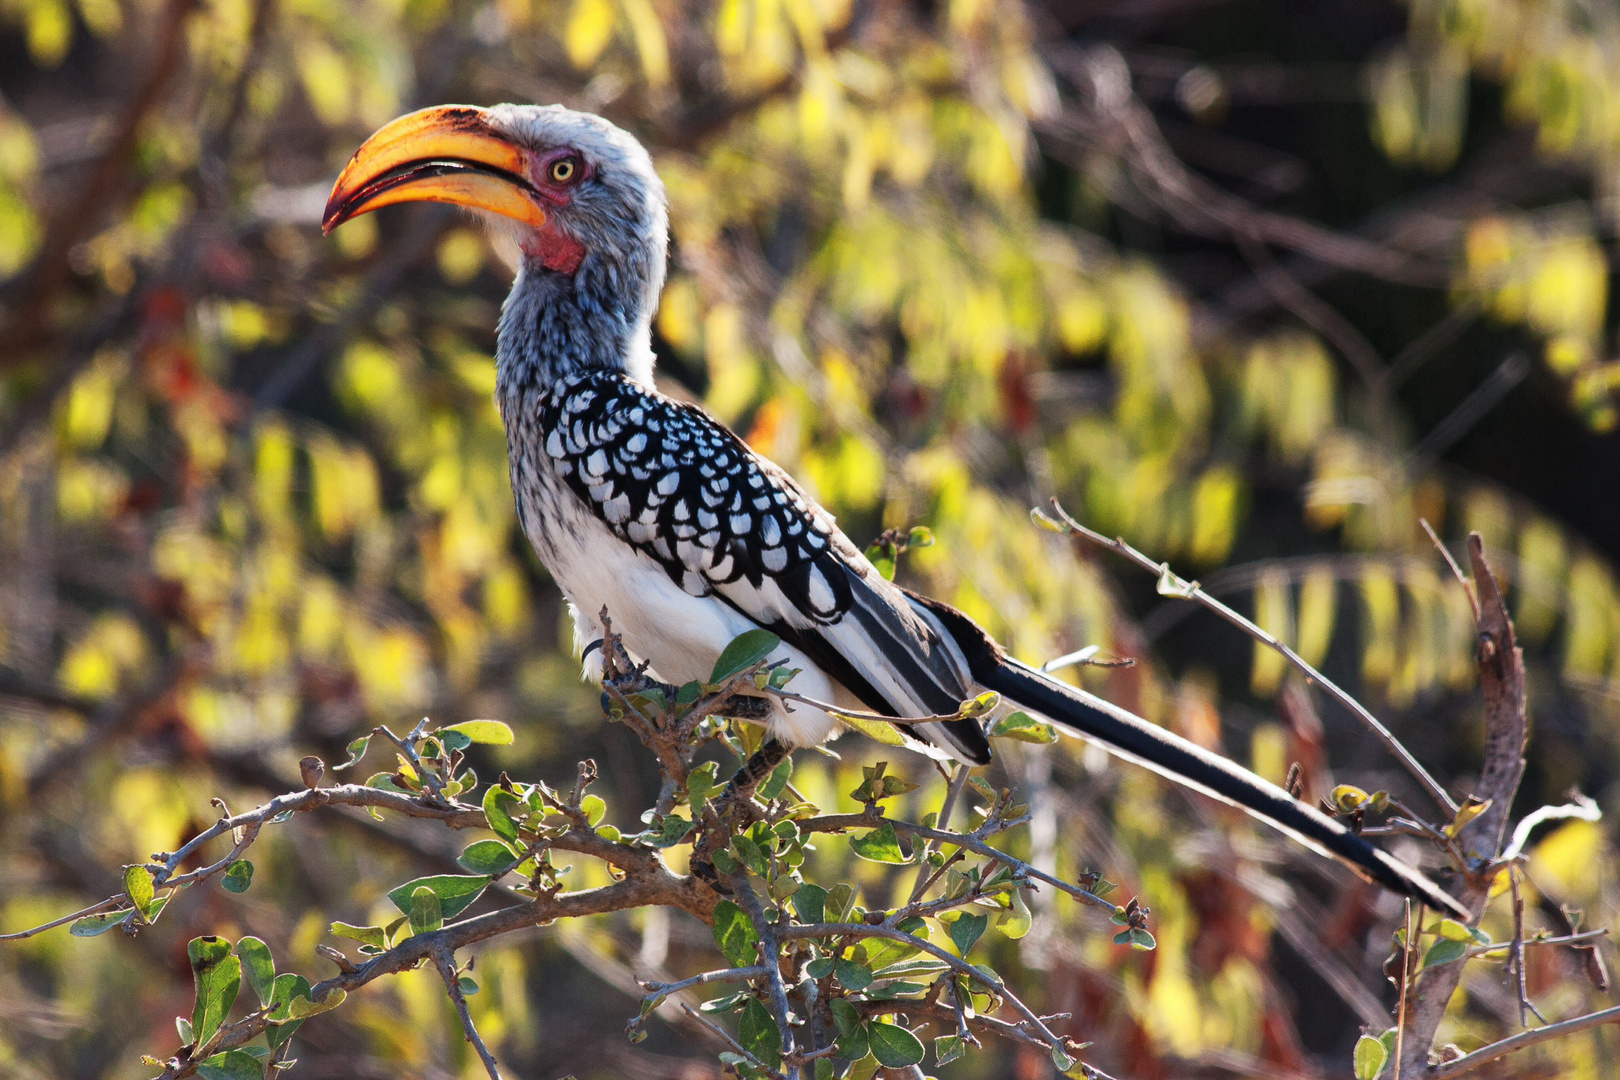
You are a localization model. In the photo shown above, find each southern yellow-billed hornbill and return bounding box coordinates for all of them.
[323,104,1466,917]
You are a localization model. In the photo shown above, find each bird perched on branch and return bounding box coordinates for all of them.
[323,103,1466,917]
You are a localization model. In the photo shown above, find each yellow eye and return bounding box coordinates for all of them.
[549,158,578,183]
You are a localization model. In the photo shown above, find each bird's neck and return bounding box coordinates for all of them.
[494,260,656,407]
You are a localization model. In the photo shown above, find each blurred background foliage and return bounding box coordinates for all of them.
[2,0,1620,1077]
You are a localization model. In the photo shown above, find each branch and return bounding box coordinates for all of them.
[1400,533,1530,1073]
[1427,1005,1620,1079]
[798,809,1117,913]
[433,945,502,1080]
[1038,500,1459,816]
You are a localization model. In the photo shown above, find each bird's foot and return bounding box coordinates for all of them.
[689,739,791,889]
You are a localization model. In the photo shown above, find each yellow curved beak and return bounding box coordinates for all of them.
[322,105,547,235]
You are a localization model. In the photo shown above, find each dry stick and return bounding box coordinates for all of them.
[1399,535,1530,1075]
[1395,899,1412,1080]
[1507,867,1546,1026]
[1426,1005,1620,1079]
[433,946,502,1080]
[1041,501,1459,816]
[908,763,972,904]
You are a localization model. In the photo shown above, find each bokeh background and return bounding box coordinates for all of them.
[2,0,1619,1077]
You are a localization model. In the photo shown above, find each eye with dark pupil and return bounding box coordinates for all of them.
[549,158,578,183]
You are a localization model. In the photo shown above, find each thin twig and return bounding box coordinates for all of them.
[1396,898,1412,1080]
[798,809,1116,913]
[1427,1005,1620,1079]
[779,923,1066,1046]
[433,946,502,1080]
[1040,500,1459,816]
[678,1002,787,1080]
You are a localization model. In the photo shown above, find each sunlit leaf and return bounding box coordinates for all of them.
[187,936,241,1050]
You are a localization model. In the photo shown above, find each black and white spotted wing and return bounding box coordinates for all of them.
[537,371,992,764]
[540,372,850,620]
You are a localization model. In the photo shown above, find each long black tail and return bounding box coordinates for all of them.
[981,657,1467,917]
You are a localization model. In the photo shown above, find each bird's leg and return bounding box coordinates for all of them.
[690,739,792,890]
[721,738,791,801]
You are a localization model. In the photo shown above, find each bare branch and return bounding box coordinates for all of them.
[433,946,503,1080]
[1427,1005,1620,1079]
[1038,500,1459,816]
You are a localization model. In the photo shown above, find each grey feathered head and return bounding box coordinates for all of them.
[323,103,669,387]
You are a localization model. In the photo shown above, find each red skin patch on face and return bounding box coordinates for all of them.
[524,224,585,275]
[522,147,591,274]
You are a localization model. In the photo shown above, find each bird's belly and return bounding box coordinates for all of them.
[517,470,848,747]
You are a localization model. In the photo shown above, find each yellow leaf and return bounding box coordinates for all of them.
[564,0,617,69]
[618,0,669,87]
[1250,569,1292,696]
[1529,819,1604,900]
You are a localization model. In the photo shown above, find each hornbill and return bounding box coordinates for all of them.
[322,103,1466,918]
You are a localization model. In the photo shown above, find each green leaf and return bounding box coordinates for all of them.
[849,823,908,864]
[124,865,155,919]
[234,937,275,1007]
[872,957,950,979]
[732,832,768,876]
[737,998,782,1065]
[458,976,479,995]
[332,734,372,771]
[187,936,241,1050]
[835,958,873,990]
[998,887,1033,940]
[652,814,694,848]
[758,755,793,800]
[439,729,472,752]
[409,886,444,934]
[71,909,133,936]
[710,630,781,685]
[837,711,908,747]
[197,1050,265,1080]
[949,911,987,956]
[867,1021,925,1067]
[806,957,835,979]
[365,772,408,793]
[862,917,927,968]
[935,1034,964,1065]
[1353,1033,1389,1080]
[990,711,1058,744]
[458,839,521,876]
[329,922,387,949]
[1422,938,1469,969]
[825,883,856,924]
[830,998,861,1037]
[387,875,492,921]
[1053,1046,1076,1073]
[581,794,606,826]
[686,760,720,810]
[482,785,522,843]
[834,1019,870,1061]
[221,860,254,894]
[285,988,346,1019]
[711,899,759,967]
[790,883,826,925]
[867,551,896,580]
[440,720,514,745]
[265,973,311,1049]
